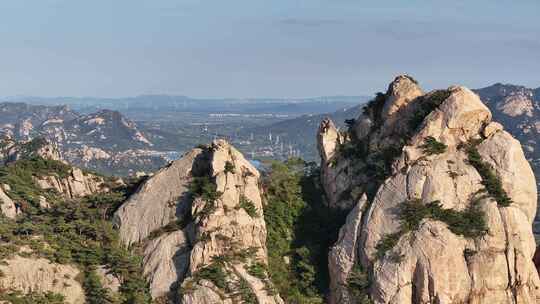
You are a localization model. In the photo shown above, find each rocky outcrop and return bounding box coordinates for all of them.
[114,148,203,246]
[319,76,540,304]
[114,140,283,303]
[0,102,170,175]
[0,255,85,304]
[0,184,17,218]
[34,167,109,199]
[318,118,352,209]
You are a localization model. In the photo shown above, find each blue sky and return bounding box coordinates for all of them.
[0,0,539,98]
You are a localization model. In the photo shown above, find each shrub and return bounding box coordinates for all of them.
[376,199,488,259]
[237,195,259,218]
[0,291,66,304]
[466,142,512,207]
[247,262,267,279]
[399,199,487,238]
[0,164,152,303]
[362,92,386,128]
[147,219,187,240]
[193,261,228,291]
[189,176,222,203]
[375,232,403,259]
[344,119,356,128]
[263,159,346,303]
[408,90,451,132]
[83,269,112,304]
[420,136,447,155]
[237,277,258,304]
[224,161,235,174]
[339,141,368,160]
[347,264,373,304]
[189,176,222,220]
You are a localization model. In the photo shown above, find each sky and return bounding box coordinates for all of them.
[0,0,539,98]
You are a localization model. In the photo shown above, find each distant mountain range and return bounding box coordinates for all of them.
[0,95,368,175]
[2,95,366,116]
[0,102,173,175]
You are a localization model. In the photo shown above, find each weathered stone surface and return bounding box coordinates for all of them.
[143,230,191,299]
[114,148,203,246]
[483,121,504,138]
[321,76,540,304]
[381,75,423,120]
[328,194,367,304]
[0,256,85,304]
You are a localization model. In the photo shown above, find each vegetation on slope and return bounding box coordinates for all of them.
[420,136,447,155]
[375,199,487,259]
[263,158,346,303]
[0,291,66,304]
[465,140,512,207]
[0,157,152,304]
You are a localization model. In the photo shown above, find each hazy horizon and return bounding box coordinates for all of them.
[1,0,539,98]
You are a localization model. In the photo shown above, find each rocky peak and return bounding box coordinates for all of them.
[0,102,77,140]
[381,75,424,119]
[67,109,153,149]
[317,118,342,163]
[319,76,540,304]
[114,140,283,303]
[0,102,170,175]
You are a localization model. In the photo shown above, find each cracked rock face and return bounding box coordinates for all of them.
[114,140,283,303]
[319,76,540,304]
